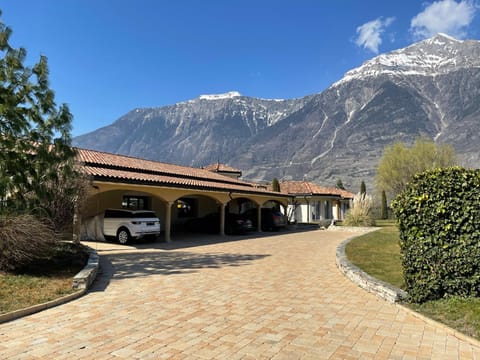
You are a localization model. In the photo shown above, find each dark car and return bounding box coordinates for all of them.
[185,212,253,234]
[242,207,287,231]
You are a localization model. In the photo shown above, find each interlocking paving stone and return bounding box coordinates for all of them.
[1,230,480,359]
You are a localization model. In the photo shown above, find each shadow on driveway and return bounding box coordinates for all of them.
[89,250,270,292]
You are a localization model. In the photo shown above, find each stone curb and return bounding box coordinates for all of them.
[0,246,99,324]
[335,232,408,303]
[73,248,99,290]
[336,232,480,348]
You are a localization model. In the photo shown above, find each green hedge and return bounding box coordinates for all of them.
[392,167,480,303]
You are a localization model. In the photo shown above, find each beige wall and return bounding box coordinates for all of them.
[287,196,349,223]
[81,181,290,239]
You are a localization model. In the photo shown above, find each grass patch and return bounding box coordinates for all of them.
[408,297,480,339]
[345,221,480,340]
[374,219,397,227]
[0,242,88,314]
[345,224,405,289]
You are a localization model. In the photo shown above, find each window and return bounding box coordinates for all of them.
[324,200,331,219]
[312,201,320,220]
[122,196,149,210]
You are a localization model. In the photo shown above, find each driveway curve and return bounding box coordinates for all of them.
[1,230,480,359]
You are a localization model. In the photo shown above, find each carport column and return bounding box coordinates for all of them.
[257,206,262,232]
[165,201,173,243]
[219,202,226,236]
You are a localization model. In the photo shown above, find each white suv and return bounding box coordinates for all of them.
[103,209,161,244]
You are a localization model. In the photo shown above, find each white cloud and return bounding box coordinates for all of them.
[410,0,477,40]
[354,17,395,54]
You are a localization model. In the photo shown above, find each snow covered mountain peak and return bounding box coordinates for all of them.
[335,34,480,86]
[425,32,462,44]
[198,91,241,100]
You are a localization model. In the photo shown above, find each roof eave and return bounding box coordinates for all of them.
[91,175,293,198]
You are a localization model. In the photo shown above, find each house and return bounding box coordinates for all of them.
[277,181,354,224]
[76,149,292,242]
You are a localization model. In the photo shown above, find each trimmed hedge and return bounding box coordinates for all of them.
[392,167,480,303]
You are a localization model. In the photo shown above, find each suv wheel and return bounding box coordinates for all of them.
[117,227,131,244]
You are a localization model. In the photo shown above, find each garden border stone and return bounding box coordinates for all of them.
[0,246,99,324]
[72,247,99,290]
[336,232,408,303]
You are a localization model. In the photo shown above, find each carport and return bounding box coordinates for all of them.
[76,148,291,242]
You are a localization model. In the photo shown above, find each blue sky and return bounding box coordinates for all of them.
[2,0,480,136]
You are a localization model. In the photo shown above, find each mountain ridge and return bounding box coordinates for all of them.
[73,34,480,190]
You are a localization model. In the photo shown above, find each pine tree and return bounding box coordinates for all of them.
[0,12,76,212]
[360,181,366,195]
[272,178,281,192]
[381,190,388,220]
[336,179,345,190]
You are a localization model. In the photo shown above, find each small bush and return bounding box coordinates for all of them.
[0,214,58,272]
[344,192,376,227]
[392,167,480,303]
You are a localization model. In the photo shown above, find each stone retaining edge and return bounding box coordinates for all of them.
[72,248,99,290]
[336,232,480,347]
[0,246,99,324]
[336,233,408,303]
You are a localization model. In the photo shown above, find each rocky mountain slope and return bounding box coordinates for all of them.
[73,34,480,190]
[73,91,309,167]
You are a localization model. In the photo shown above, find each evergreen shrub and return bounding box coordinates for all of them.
[392,167,480,303]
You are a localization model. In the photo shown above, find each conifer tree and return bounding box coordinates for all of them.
[360,181,366,195]
[0,12,76,212]
[381,190,388,220]
[336,179,345,190]
[271,177,281,192]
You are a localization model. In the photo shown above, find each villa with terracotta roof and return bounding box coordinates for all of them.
[76,149,291,242]
[278,181,354,224]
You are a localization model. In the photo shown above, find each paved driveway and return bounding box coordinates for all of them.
[1,230,480,359]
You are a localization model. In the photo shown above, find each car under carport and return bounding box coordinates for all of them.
[76,148,292,243]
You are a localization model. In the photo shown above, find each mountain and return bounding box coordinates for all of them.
[234,33,480,185]
[73,91,310,167]
[73,34,480,190]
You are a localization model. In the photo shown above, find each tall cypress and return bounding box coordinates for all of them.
[381,190,388,220]
[360,181,366,195]
[272,178,281,192]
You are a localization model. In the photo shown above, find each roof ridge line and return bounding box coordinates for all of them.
[83,162,254,188]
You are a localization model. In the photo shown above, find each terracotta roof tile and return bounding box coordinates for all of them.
[278,180,354,199]
[76,148,289,197]
[204,163,242,173]
[325,187,355,199]
[76,148,249,184]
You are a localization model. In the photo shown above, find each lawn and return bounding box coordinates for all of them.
[345,220,404,289]
[0,242,88,314]
[345,221,480,340]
